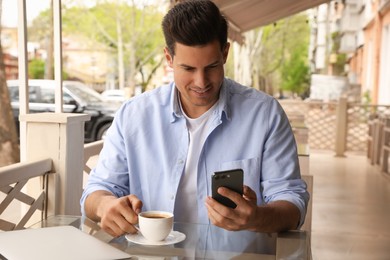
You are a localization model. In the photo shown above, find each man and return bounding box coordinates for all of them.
[81,0,309,238]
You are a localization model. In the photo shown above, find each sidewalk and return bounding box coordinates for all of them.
[310,150,390,260]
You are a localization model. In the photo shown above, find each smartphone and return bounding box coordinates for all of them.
[211,169,244,208]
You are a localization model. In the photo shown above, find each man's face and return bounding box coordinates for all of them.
[164,40,230,118]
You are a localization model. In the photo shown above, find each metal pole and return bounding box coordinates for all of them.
[53,0,63,113]
[17,0,29,161]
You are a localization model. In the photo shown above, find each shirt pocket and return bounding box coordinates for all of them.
[219,157,262,201]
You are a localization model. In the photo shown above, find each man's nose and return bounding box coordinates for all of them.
[194,70,208,88]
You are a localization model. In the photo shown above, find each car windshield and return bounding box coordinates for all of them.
[65,83,104,103]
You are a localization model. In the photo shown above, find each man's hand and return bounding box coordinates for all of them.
[205,185,301,233]
[85,191,143,237]
[205,185,258,231]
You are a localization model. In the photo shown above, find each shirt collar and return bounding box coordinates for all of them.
[171,83,182,122]
[217,79,232,121]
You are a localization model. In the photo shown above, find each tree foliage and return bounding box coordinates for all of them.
[245,13,310,97]
[30,1,165,94]
[226,13,311,98]
[64,1,165,93]
[29,59,46,79]
[330,31,347,76]
[280,46,310,97]
[28,58,68,80]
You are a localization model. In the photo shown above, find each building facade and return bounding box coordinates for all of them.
[340,0,390,104]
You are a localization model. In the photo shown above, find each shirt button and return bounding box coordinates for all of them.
[178,159,184,164]
[170,195,175,200]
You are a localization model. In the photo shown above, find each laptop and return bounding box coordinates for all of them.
[0,226,131,260]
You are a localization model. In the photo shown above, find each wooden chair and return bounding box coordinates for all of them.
[83,140,104,175]
[367,115,375,160]
[0,158,53,231]
[300,174,313,233]
[381,116,390,174]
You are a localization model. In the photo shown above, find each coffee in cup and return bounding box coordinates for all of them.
[138,211,173,242]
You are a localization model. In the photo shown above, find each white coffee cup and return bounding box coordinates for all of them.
[138,211,174,242]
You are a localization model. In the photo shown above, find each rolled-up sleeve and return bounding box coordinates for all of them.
[261,99,309,228]
[80,104,130,216]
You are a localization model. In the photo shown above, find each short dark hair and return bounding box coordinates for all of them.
[162,0,228,56]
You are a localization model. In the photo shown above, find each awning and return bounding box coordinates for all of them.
[213,0,331,44]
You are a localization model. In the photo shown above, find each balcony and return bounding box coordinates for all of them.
[340,32,358,53]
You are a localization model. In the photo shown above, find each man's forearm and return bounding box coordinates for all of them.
[251,200,301,233]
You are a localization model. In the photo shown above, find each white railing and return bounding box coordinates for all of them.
[279,98,390,156]
[0,139,105,232]
[0,158,53,231]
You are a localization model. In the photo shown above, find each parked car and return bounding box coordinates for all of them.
[7,79,121,142]
[101,85,143,102]
[101,89,126,102]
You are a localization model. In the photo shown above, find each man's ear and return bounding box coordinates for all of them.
[164,47,173,67]
[223,42,230,63]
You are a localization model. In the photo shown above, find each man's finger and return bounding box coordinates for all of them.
[217,187,244,206]
[243,185,257,202]
[128,194,143,214]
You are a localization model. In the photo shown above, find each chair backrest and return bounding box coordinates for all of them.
[381,116,390,174]
[300,174,313,233]
[0,158,53,231]
[83,140,104,175]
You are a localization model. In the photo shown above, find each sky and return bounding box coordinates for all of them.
[1,0,51,27]
[1,0,163,27]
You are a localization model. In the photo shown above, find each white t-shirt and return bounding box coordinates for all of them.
[174,101,218,223]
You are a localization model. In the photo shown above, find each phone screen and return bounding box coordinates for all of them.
[211,169,243,208]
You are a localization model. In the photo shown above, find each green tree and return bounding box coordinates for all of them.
[28,4,54,79]
[28,58,68,80]
[227,13,311,97]
[62,1,165,94]
[264,15,310,97]
[280,47,310,97]
[29,59,46,79]
[30,1,165,94]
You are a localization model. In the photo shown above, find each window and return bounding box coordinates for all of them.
[40,88,55,104]
[7,86,40,103]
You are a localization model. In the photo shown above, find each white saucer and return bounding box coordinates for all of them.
[125,231,186,246]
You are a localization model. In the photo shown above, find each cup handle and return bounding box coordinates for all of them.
[133,225,142,236]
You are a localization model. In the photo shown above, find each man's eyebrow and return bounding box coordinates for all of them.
[179,63,195,69]
[178,60,221,69]
[206,60,221,67]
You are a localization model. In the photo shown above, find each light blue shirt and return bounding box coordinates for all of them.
[81,78,309,227]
